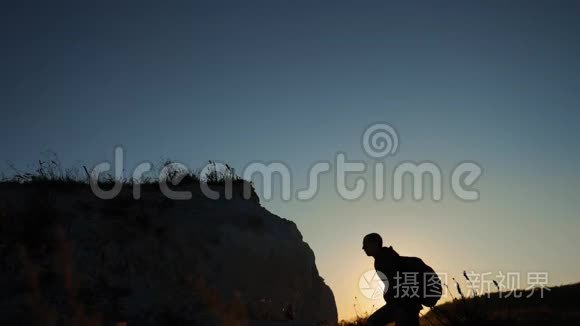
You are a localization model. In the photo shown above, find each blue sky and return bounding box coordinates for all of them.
[2,1,580,320]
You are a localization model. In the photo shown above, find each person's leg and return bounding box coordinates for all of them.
[394,305,420,326]
[366,304,397,326]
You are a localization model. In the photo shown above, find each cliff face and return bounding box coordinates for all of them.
[0,183,337,325]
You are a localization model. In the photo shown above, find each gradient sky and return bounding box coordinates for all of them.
[2,1,580,320]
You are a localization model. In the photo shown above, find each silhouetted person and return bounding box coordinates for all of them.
[363,233,422,326]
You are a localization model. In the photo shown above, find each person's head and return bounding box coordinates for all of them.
[362,233,383,257]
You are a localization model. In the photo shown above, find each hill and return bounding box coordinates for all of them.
[422,282,580,325]
[0,177,337,326]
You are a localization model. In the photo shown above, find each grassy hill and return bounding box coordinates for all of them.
[340,283,580,326]
[423,282,580,325]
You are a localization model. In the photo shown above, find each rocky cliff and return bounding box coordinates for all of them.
[0,182,337,325]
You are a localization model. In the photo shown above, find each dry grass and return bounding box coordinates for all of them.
[1,156,249,191]
[339,279,580,326]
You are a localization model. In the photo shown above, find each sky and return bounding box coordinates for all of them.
[2,1,580,321]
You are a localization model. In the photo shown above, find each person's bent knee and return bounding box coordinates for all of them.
[366,315,380,326]
[366,310,386,326]
[366,309,380,326]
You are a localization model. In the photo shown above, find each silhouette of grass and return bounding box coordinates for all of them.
[341,278,580,326]
[1,155,251,193]
[424,281,580,326]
